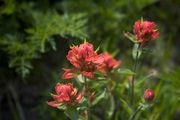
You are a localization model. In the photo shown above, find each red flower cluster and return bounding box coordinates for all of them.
[63,42,120,79]
[98,53,121,73]
[47,83,82,108]
[143,89,155,102]
[133,20,160,44]
[65,42,104,78]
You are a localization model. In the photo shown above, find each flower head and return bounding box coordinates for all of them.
[98,53,121,73]
[47,83,82,108]
[133,20,160,43]
[66,42,104,78]
[143,89,155,102]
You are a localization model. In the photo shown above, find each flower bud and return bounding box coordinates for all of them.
[143,89,155,102]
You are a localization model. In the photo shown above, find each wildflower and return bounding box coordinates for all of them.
[62,68,77,79]
[143,89,155,102]
[47,83,82,108]
[98,53,121,73]
[133,20,160,43]
[66,42,104,78]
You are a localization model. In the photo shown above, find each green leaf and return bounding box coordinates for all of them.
[76,106,87,111]
[64,108,78,120]
[57,105,67,110]
[140,102,154,110]
[120,98,133,115]
[92,89,106,106]
[132,43,141,60]
[111,49,120,57]
[79,97,88,108]
[47,38,56,51]
[117,68,135,75]
[124,32,138,43]
[106,94,115,119]
[76,74,84,84]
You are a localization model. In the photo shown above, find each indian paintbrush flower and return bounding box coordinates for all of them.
[64,42,104,79]
[133,20,160,44]
[47,83,82,108]
[98,52,121,73]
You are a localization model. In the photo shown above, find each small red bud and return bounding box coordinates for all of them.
[143,89,155,102]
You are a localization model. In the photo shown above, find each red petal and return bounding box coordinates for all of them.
[55,83,62,95]
[76,93,82,103]
[82,71,94,78]
[47,101,61,108]
[62,68,77,79]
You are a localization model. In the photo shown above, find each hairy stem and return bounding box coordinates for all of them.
[130,44,140,106]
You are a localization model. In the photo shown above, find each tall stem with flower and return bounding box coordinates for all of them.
[125,18,160,119]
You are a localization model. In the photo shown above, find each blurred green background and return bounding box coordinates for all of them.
[0,0,180,120]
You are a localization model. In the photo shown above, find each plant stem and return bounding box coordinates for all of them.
[83,76,89,120]
[129,105,143,120]
[130,44,140,106]
[84,76,87,87]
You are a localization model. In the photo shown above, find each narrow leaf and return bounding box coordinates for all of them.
[117,68,135,75]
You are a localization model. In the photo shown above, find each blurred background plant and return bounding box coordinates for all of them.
[0,0,179,120]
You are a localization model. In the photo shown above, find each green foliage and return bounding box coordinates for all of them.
[0,0,16,14]
[27,11,87,52]
[0,1,87,78]
[92,89,106,106]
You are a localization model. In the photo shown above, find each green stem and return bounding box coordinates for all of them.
[129,105,143,120]
[83,76,89,120]
[84,76,87,86]
[130,44,140,106]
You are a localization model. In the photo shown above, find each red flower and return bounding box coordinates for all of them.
[98,53,121,73]
[143,89,155,102]
[47,83,82,108]
[133,20,160,43]
[62,68,77,79]
[66,42,104,78]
